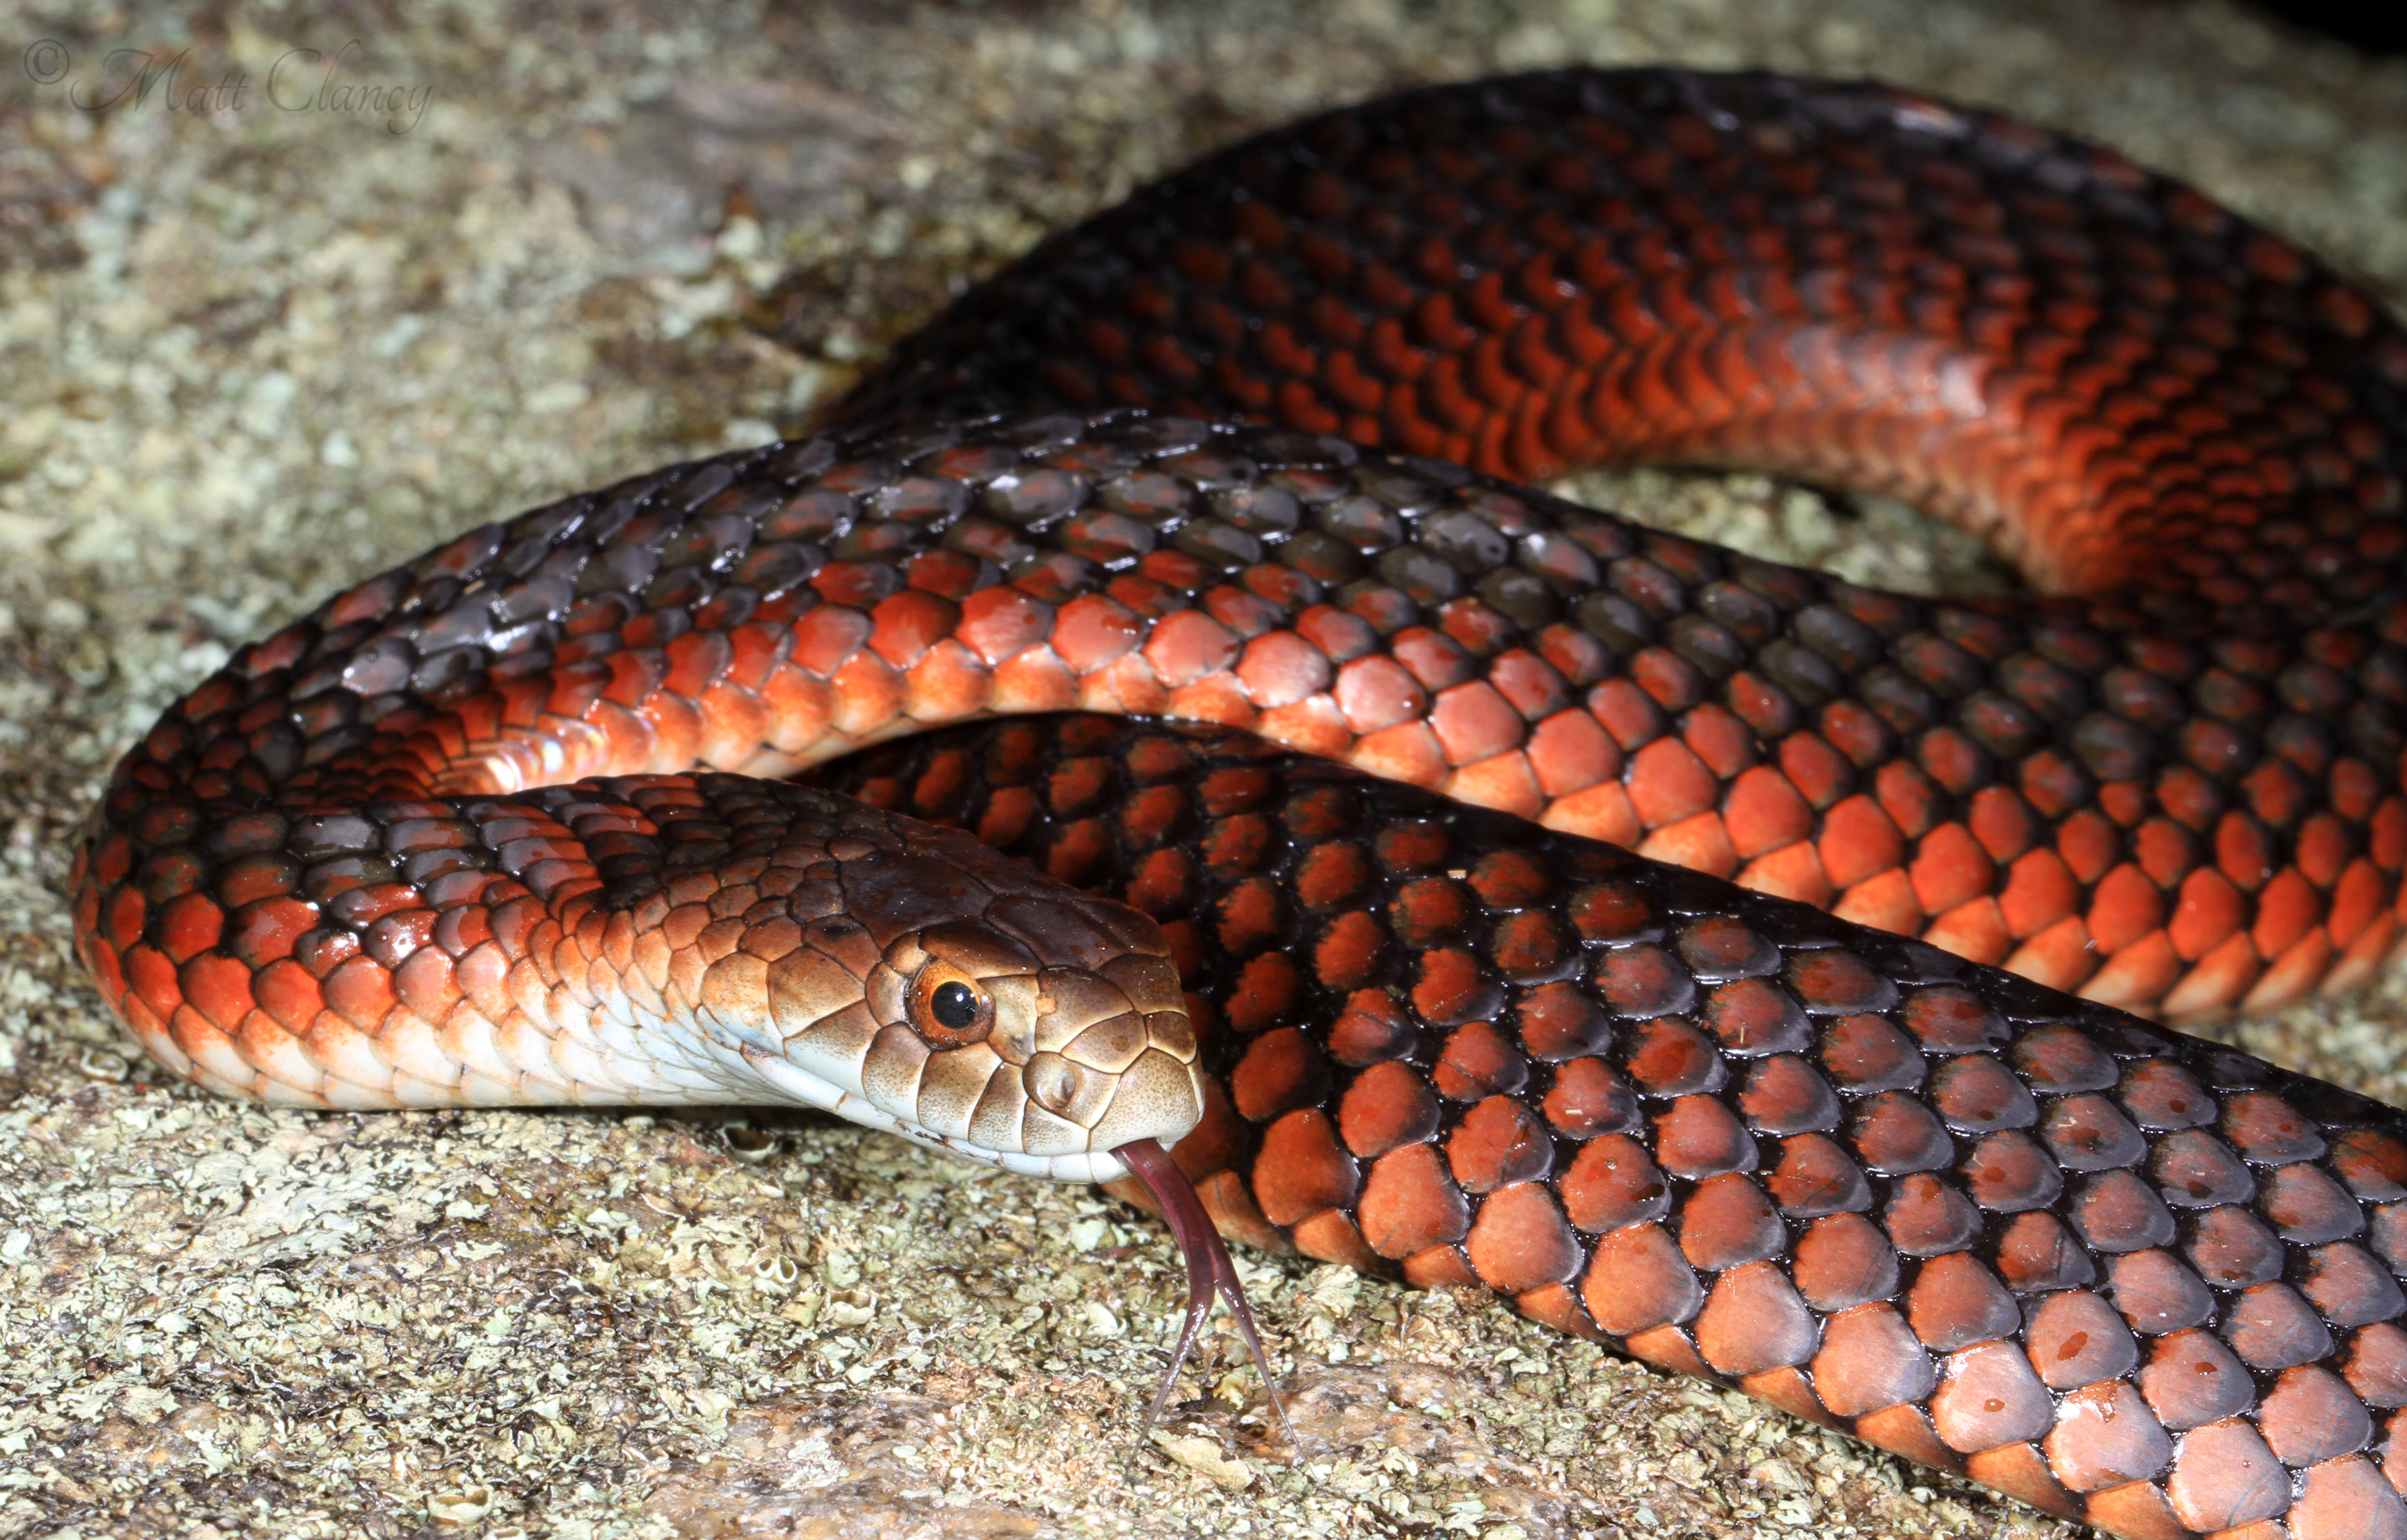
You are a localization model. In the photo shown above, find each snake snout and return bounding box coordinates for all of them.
[678,809,1199,1179]
[858,902,1204,1172]
[757,855,1203,1177]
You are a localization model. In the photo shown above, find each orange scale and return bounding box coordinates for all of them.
[2086,864,2168,954]
[132,1005,195,1080]
[1306,908,1384,989]
[175,952,259,1037]
[1885,1172,1982,1256]
[1268,1208,1370,1272]
[1076,651,1160,713]
[2165,1418,2291,1533]
[720,622,792,693]
[2329,859,2389,946]
[1964,1443,2084,1522]
[1589,679,1667,750]
[2077,927,2187,1020]
[1635,810,1738,878]
[1048,594,1144,674]
[661,630,736,699]
[1921,896,2011,965]
[2297,813,2355,889]
[1735,840,1834,906]
[1513,1283,1608,1345]
[1626,737,1718,828]
[2324,909,2399,998]
[2057,808,2122,884]
[1358,1140,1471,1258]
[1581,1222,1703,1337]
[826,653,906,737]
[1694,1260,1817,1377]
[122,942,185,1023]
[1877,762,1945,841]
[983,646,1077,716]
[1792,1213,1900,1313]
[1538,779,1641,845]
[1233,630,1332,709]
[1968,784,2038,861]
[1349,720,1450,789]
[1819,795,1906,886]
[1664,697,1748,775]
[2373,799,2407,872]
[1678,1172,1786,1270]
[1141,609,1242,688]
[1254,695,1354,758]
[582,699,660,769]
[952,586,1053,666]
[1398,1242,1480,1290]
[1338,1060,1439,1158]
[1998,847,2080,937]
[1855,1402,1966,1477]
[788,605,871,679]
[1426,681,1527,765]
[692,681,773,768]
[2161,932,2264,1021]
[1778,732,1854,809]
[1392,628,1477,693]
[2003,910,2099,991]
[1652,1094,1755,1178]
[895,640,995,724]
[103,885,147,953]
[1177,1168,1285,1258]
[1333,654,1430,735]
[446,692,507,745]
[300,1012,402,1093]
[1435,1097,1550,1194]
[1740,1364,1848,1431]
[154,891,225,964]
[1463,1182,1583,1294]
[1610,1322,1706,1379]
[1487,649,1571,720]
[1832,868,1923,935]
[1910,823,1995,914]
[1431,752,1539,819]
[2079,1480,2193,1540]
[1249,1109,1358,1227]
[2288,1457,2407,1540]
[1161,672,1259,730]
[2168,866,2247,962]
[1723,766,1813,858]
[2252,869,2326,958]
[1810,1302,1935,1418]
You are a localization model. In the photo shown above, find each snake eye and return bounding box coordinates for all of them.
[932,981,978,1030]
[908,963,993,1048]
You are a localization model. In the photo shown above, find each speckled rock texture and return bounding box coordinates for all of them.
[5,2,2407,1538]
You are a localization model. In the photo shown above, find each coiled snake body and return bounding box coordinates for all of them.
[68,69,2407,1536]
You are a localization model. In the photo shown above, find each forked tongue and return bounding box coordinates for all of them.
[1114,1137,1291,1438]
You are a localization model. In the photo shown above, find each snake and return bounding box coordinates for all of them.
[65,66,2407,1536]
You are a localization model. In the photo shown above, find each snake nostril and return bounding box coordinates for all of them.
[1024,1052,1090,1118]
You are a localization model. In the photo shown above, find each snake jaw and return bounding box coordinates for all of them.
[1115,1136,1291,1441]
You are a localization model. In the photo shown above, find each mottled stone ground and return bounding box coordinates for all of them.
[4,1,2407,1536]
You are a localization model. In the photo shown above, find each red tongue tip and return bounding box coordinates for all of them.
[1113,1136,1291,1440]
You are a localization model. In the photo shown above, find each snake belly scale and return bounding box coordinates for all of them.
[65,68,2407,1537]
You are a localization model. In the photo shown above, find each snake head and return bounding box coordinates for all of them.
[711,804,1204,1183]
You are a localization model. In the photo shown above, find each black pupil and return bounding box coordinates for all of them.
[931,980,979,1031]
